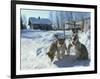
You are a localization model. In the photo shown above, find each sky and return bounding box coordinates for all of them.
[21,9,90,18]
[21,9,50,18]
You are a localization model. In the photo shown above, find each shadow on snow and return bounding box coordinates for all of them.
[54,55,90,67]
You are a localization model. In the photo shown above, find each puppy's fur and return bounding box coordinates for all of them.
[47,38,67,61]
[75,42,88,59]
[67,33,88,60]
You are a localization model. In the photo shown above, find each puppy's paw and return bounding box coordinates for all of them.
[66,53,70,56]
[47,52,54,62]
[47,52,50,57]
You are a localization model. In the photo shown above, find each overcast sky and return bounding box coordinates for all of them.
[21,9,50,19]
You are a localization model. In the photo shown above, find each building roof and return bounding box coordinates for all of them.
[29,17,52,25]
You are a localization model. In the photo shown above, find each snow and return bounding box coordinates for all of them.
[21,29,90,70]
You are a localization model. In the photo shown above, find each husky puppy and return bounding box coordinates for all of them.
[47,35,67,61]
[67,33,88,60]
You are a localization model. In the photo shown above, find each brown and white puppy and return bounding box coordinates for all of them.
[47,35,67,61]
[56,38,67,59]
[67,33,89,60]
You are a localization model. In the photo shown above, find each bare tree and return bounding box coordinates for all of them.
[21,14,27,29]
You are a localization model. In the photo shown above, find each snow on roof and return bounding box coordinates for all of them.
[29,17,52,25]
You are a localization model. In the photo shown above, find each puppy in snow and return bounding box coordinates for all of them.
[47,34,67,61]
[67,33,89,60]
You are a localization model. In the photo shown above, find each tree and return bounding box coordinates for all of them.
[56,12,60,30]
[21,14,27,29]
[20,15,24,29]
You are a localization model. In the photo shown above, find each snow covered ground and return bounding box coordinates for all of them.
[21,29,90,70]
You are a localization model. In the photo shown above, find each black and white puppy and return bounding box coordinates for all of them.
[67,33,89,60]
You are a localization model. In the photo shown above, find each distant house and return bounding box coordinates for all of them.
[28,17,52,30]
[65,21,81,30]
[64,17,90,32]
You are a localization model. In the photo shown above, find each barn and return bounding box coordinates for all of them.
[28,17,52,30]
